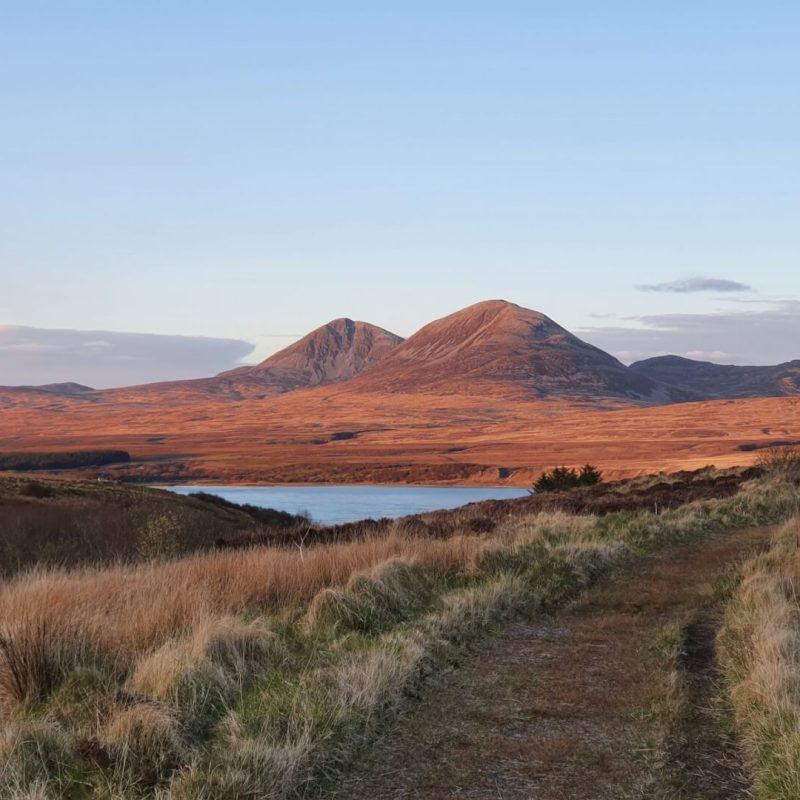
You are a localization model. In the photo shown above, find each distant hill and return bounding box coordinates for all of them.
[345,300,676,402]
[0,382,95,395]
[630,355,800,400]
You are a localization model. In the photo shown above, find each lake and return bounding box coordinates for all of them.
[165,485,529,525]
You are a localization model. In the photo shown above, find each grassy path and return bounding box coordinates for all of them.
[328,526,771,800]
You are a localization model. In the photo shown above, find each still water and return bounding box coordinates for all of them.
[165,485,528,525]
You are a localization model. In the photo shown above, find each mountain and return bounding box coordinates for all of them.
[630,355,800,400]
[209,318,404,396]
[4,300,799,486]
[344,300,675,402]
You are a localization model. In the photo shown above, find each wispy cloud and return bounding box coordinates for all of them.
[636,277,753,293]
[579,300,800,366]
[0,326,255,389]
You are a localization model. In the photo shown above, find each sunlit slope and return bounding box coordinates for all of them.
[0,382,798,484]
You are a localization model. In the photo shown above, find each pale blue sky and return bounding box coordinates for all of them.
[2,2,798,385]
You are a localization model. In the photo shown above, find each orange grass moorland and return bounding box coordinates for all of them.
[1,382,798,484]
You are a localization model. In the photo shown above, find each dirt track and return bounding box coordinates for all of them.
[329,527,769,799]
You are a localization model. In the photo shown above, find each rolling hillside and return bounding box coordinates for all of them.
[630,355,800,399]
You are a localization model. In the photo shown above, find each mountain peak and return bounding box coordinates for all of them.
[346,300,668,401]
[216,318,403,394]
[447,298,548,324]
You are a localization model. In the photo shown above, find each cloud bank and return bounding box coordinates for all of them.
[636,278,752,293]
[580,301,800,366]
[0,326,255,389]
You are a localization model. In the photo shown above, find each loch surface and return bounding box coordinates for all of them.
[165,485,528,525]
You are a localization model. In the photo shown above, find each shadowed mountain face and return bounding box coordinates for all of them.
[630,355,800,400]
[214,318,405,395]
[345,300,675,402]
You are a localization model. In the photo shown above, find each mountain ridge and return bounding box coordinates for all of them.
[630,354,800,399]
[3,300,799,485]
[5,301,799,405]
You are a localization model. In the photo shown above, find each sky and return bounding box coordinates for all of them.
[2,2,798,387]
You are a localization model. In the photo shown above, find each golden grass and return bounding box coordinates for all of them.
[720,517,800,799]
[0,531,488,667]
[0,512,587,681]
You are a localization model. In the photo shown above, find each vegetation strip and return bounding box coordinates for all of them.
[0,451,131,472]
[0,475,798,798]
[720,516,800,799]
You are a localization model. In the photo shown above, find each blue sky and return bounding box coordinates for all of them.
[2,2,798,386]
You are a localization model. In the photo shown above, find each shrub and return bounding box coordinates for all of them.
[189,492,311,529]
[533,464,603,493]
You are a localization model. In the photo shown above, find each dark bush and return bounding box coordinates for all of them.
[533,464,603,493]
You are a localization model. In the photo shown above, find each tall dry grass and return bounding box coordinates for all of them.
[720,517,800,799]
[0,531,492,659]
[0,513,589,709]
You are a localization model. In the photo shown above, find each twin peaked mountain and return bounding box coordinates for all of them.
[202,300,800,404]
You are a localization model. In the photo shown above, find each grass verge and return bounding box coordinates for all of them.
[719,515,800,799]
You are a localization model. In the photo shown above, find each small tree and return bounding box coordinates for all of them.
[578,464,602,486]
